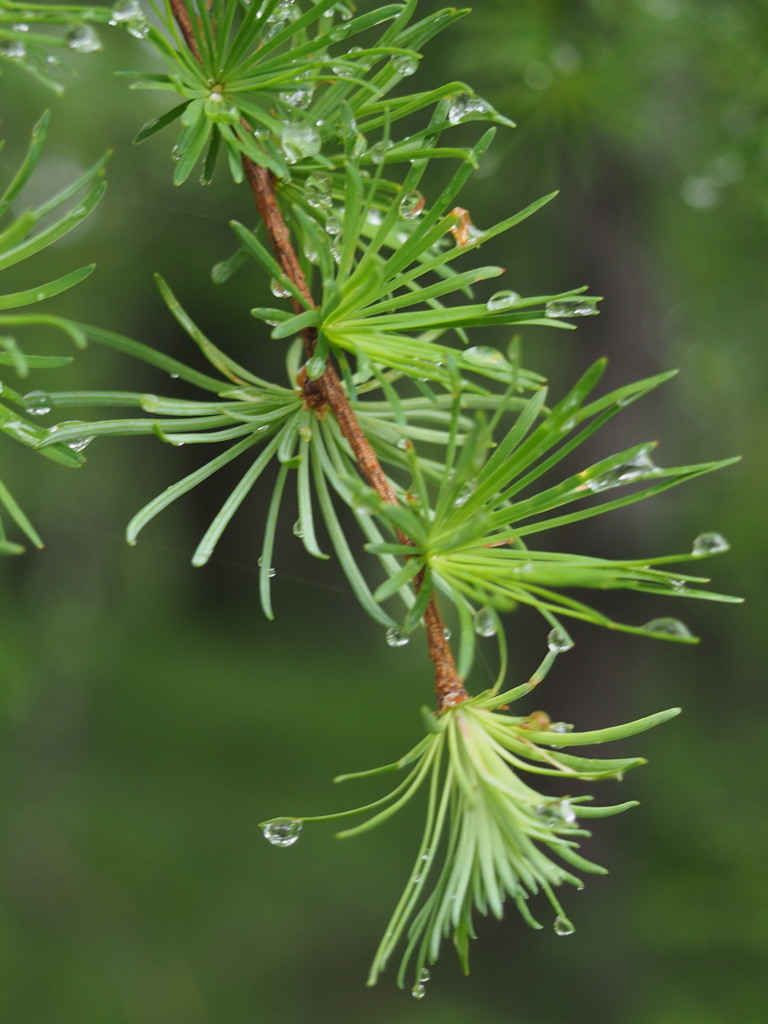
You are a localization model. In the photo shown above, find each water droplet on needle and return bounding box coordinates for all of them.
[691,531,729,556]
[262,818,302,847]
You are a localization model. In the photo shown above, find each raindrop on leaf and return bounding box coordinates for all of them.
[305,173,332,210]
[691,531,729,556]
[66,25,103,52]
[257,556,276,578]
[398,189,425,220]
[370,140,391,164]
[549,721,574,735]
[447,93,495,124]
[280,87,314,110]
[281,124,321,164]
[270,278,291,298]
[392,53,418,76]
[584,449,659,492]
[642,617,692,639]
[486,289,521,311]
[0,39,27,59]
[462,346,508,369]
[545,297,599,318]
[262,818,302,847]
[23,390,51,416]
[67,436,95,453]
[472,607,497,637]
[385,626,409,648]
[547,627,574,653]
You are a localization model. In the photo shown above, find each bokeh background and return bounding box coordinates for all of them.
[1,1,765,1021]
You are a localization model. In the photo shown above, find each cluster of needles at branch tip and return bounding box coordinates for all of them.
[261,681,683,992]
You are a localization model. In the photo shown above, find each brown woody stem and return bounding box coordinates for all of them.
[170,1,468,712]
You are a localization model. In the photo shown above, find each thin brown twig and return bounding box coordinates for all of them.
[169,1,467,711]
[169,0,200,60]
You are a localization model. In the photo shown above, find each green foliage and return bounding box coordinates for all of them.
[0,2,118,93]
[0,0,741,997]
[0,110,107,552]
[264,680,681,992]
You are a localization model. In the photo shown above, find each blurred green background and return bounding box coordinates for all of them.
[1,1,765,1021]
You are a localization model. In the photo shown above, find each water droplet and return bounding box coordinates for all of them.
[305,172,332,210]
[23,390,51,416]
[453,483,475,508]
[442,627,451,641]
[398,190,425,220]
[257,556,276,578]
[270,0,296,15]
[691,531,730,556]
[547,627,574,653]
[549,721,574,735]
[270,278,291,298]
[545,297,599,318]
[67,435,95,453]
[331,59,355,78]
[292,519,303,538]
[411,982,426,999]
[396,437,410,450]
[559,799,577,824]
[370,140,391,164]
[330,238,342,264]
[385,626,409,648]
[262,818,302,847]
[325,213,342,236]
[584,449,659,492]
[171,145,182,162]
[462,347,510,374]
[554,915,575,936]
[392,53,418,76]
[418,967,431,983]
[299,425,312,442]
[0,38,27,59]
[473,607,497,637]
[486,290,521,311]
[263,16,288,41]
[642,617,692,639]
[447,93,495,124]
[126,18,150,38]
[352,132,367,157]
[109,0,143,24]
[66,25,103,52]
[280,86,314,110]
[11,23,30,32]
[281,124,321,164]
[536,801,575,827]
